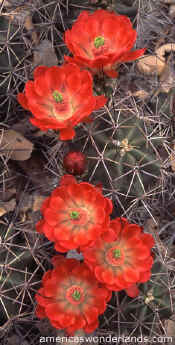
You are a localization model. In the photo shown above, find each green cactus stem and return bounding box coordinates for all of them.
[85,116,163,197]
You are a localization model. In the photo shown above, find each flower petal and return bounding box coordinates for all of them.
[17,92,29,109]
[59,174,77,186]
[46,304,75,326]
[94,95,107,109]
[124,268,140,283]
[84,307,99,324]
[59,127,76,140]
[35,304,46,318]
[117,48,146,63]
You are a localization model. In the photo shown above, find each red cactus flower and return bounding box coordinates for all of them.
[36,175,113,252]
[17,64,107,140]
[82,217,154,296]
[35,256,111,335]
[63,151,87,175]
[64,10,145,78]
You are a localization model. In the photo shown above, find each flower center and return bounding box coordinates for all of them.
[94,36,105,48]
[113,249,121,258]
[106,246,125,266]
[52,90,63,103]
[72,290,81,301]
[70,211,79,219]
[66,285,84,305]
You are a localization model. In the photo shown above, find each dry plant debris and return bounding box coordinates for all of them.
[155,43,175,57]
[0,130,33,161]
[169,4,175,16]
[163,0,175,3]
[137,55,165,75]
[170,141,175,171]
[137,43,175,77]
[130,89,149,100]
[137,42,175,94]
[33,39,58,69]
[0,0,11,7]
[164,315,175,337]
[17,192,46,215]
[159,64,175,93]
[0,198,16,216]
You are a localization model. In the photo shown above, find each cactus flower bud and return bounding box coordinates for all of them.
[63,151,87,175]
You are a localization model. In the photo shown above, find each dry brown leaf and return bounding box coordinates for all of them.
[0,199,16,217]
[170,142,175,171]
[131,90,149,100]
[32,194,46,212]
[163,0,175,3]
[164,317,175,337]
[169,4,175,16]
[0,0,11,6]
[17,151,53,192]
[137,55,165,75]
[33,39,58,69]
[0,130,33,161]
[24,14,39,45]
[17,193,45,213]
[11,118,38,135]
[0,187,16,202]
[155,43,175,58]
[159,64,175,93]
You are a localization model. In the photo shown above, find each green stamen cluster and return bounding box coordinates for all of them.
[52,90,63,103]
[72,290,81,301]
[70,211,79,219]
[113,249,121,259]
[94,36,105,48]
